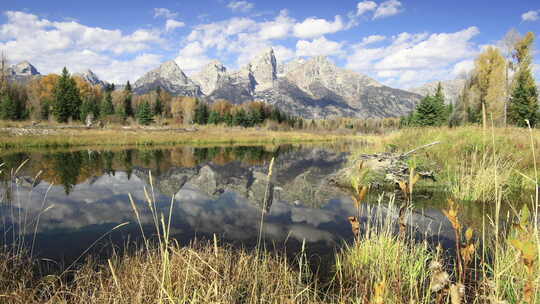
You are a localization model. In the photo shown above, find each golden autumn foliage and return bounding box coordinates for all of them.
[474,47,506,126]
[171,96,198,123]
[27,74,59,106]
[72,76,102,102]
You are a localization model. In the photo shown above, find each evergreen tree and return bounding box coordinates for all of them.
[100,91,115,117]
[508,71,538,127]
[232,109,247,127]
[411,95,445,126]
[80,99,92,122]
[250,108,264,125]
[123,81,134,117]
[153,89,163,116]
[67,77,82,120]
[224,112,233,126]
[137,101,154,125]
[270,108,283,122]
[53,67,73,123]
[194,102,209,124]
[400,111,414,127]
[0,94,16,120]
[208,110,221,125]
[433,82,451,124]
[508,32,539,127]
[40,100,50,120]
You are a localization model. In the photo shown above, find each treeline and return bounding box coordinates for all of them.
[0,63,296,127]
[405,31,539,128]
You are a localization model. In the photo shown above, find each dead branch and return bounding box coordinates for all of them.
[400,141,441,158]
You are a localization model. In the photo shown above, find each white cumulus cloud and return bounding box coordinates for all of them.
[175,41,211,74]
[154,8,178,19]
[346,27,481,88]
[165,19,185,31]
[360,35,386,45]
[227,1,255,13]
[0,11,164,83]
[296,37,344,57]
[258,10,294,40]
[373,0,403,19]
[357,1,377,16]
[521,10,539,22]
[293,15,344,38]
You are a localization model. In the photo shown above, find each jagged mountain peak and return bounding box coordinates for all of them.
[11,61,40,76]
[203,60,227,72]
[74,69,107,87]
[248,48,277,92]
[192,60,230,95]
[133,59,201,96]
[130,48,421,119]
[278,57,307,75]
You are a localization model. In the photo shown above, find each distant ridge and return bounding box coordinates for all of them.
[8,52,423,119]
[133,48,421,118]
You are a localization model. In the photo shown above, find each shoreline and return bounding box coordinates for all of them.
[0,125,365,149]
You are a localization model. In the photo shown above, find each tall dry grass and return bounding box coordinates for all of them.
[0,125,539,303]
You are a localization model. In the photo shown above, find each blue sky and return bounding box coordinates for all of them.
[1,0,539,88]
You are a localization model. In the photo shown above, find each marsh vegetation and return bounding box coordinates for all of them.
[0,125,538,303]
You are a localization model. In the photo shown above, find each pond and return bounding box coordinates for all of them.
[0,143,460,263]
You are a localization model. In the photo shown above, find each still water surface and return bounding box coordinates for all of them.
[0,143,456,262]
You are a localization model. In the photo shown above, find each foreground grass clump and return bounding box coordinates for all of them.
[335,230,434,303]
[366,126,540,204]
[0,242,319,304]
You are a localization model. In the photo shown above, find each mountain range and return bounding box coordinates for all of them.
[6,50,430,119]
[131,49,422,119]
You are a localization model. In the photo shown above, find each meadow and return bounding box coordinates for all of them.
[0,125,539,303]
[0,123,364,149]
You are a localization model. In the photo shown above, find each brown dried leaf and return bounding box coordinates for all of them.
[465,228,474,243]
[359,185,369,202]
[348,216,360,239]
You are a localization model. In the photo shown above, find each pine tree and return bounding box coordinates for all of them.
[153,92,163,116]
[40,100,50,120]
[194,102,209,124]
[232,109,247,127]
[208,111,221,125]
[411,95,444,126]
[433,82,451,125]
[270,107,283,123]
[53,67,72,123]
[508,71,538,127]
[123,81,134,117]
[80,99,92,122]
[100,91,115,117]
[508,32,539,127]
[224,113,233,126]
[137,101,154,125]
[67,77,82,120]
[0,94,16,120]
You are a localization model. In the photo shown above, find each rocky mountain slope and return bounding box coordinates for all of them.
[73,69,107,87]
[134,49,421,118]
[407,78,466,105]
[9,51,423,119]
[132,60,202,96]
[5,61,41,84]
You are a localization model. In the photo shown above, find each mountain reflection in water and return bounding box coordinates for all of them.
[0,144,454,262]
